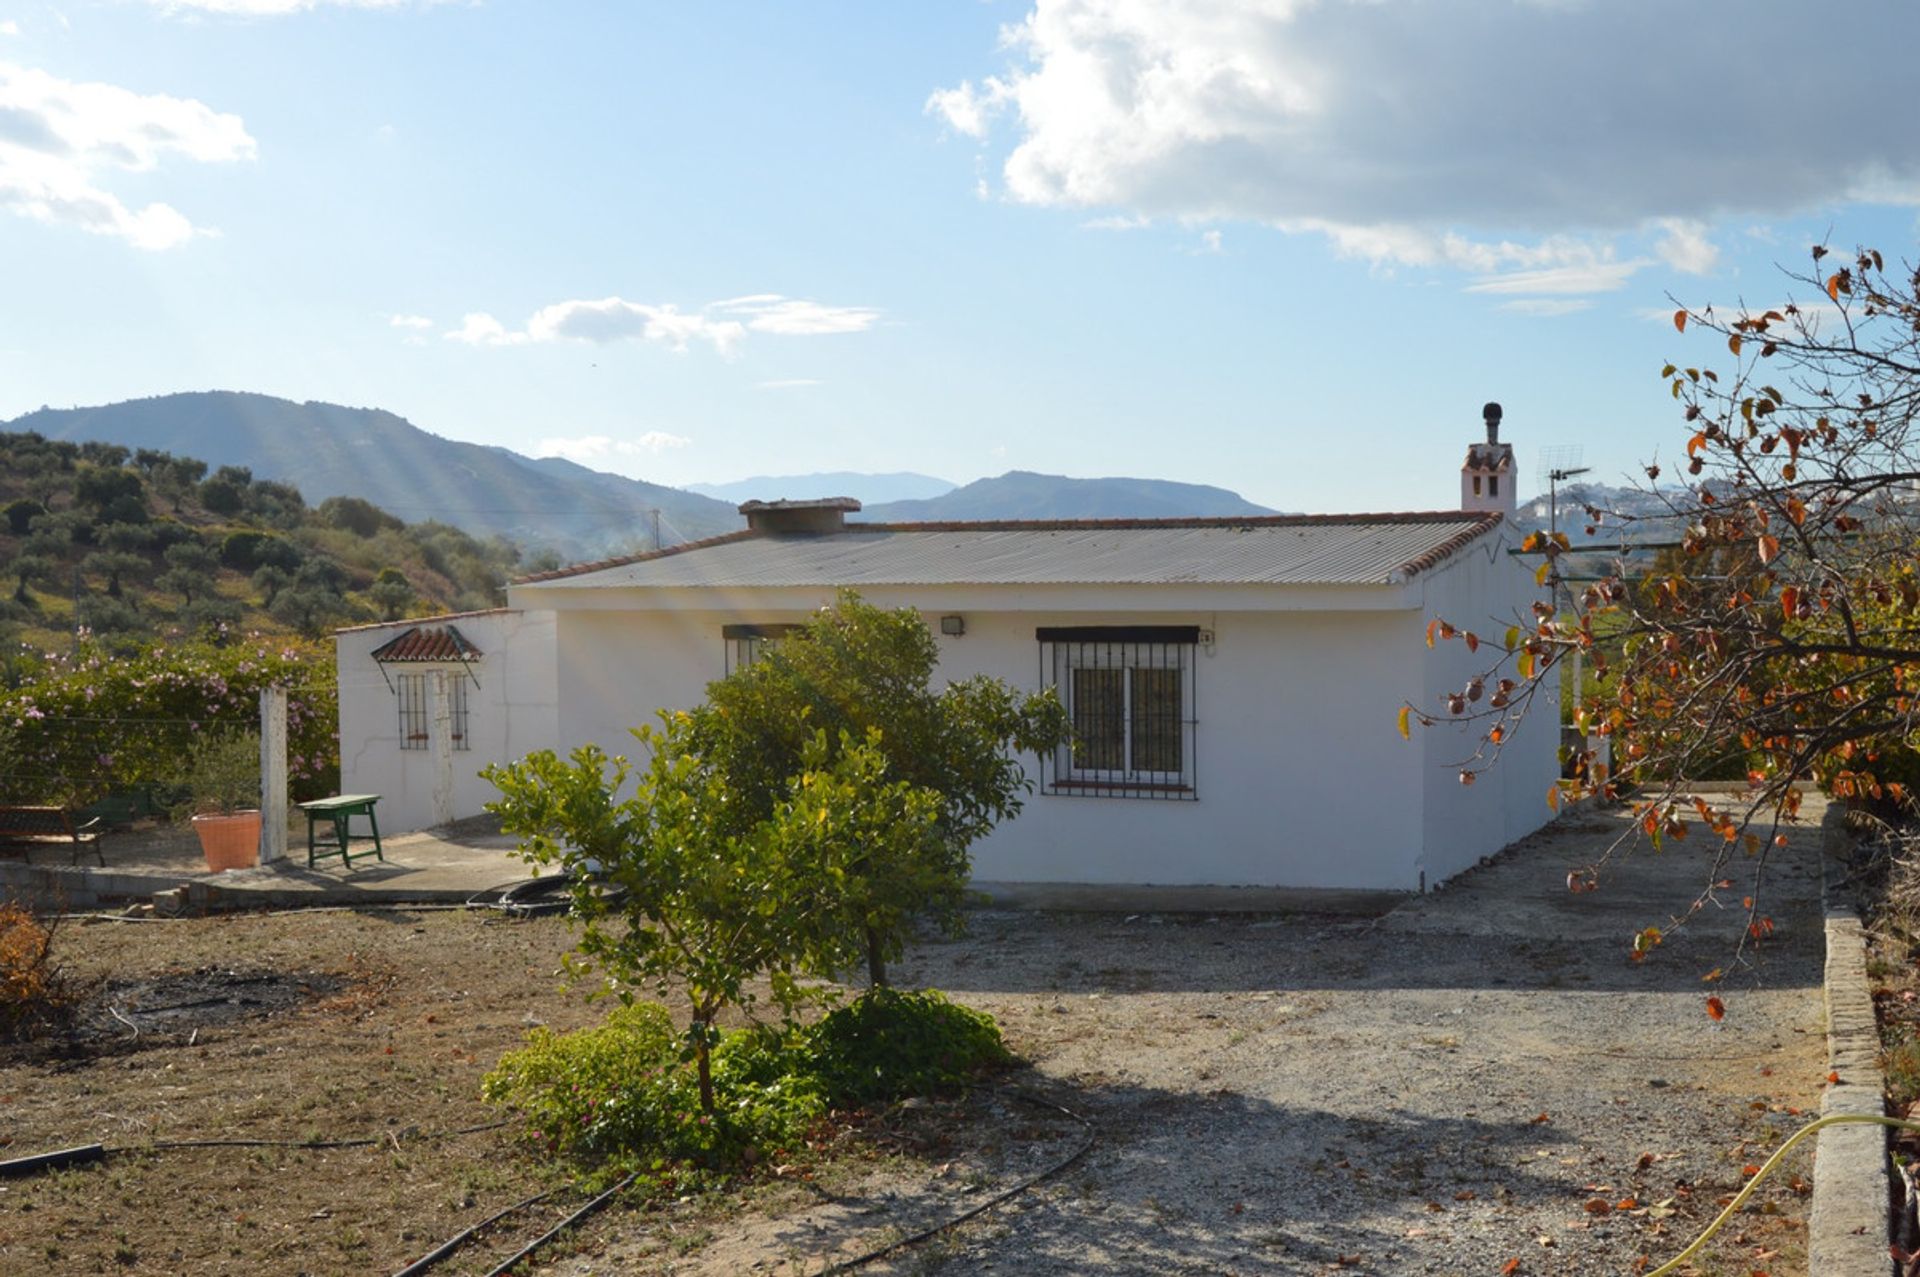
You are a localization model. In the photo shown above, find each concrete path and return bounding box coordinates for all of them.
[0,820,533,911]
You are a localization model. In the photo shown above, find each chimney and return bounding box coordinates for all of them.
[1461,401,1515,516]
[738,497,862,534]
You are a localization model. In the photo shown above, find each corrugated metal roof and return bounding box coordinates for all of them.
[368,624,484,663]
[516,513,1502,591]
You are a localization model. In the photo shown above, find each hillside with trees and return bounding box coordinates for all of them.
[0,430,525,654]
[10,392,742,560]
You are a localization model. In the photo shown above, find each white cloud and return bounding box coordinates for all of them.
[926,78,1013,139]
[0,21,20,37]
[1653,218,1720,275]
[449,293,880,353]
[1641,298,1846,338]
[942,2,1920,274]
[1466,260,1648,296]
[389,313,433,329]
[445,312,528,347]
[1499,298,1593,317]
[535,432,692,464]
[528,297,746,353]
[0,62,255,249]
[715,295,881,336]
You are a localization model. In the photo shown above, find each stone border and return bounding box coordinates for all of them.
[1810,801,1893,1276]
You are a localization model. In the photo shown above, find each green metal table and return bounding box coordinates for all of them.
[297,794,384,868]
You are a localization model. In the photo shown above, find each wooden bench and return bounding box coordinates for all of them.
[0,805,105,866]
[296,794,384,868]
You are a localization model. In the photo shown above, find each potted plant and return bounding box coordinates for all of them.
[179,729,263,871]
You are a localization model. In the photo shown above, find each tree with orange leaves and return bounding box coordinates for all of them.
[1414,242,1920,968]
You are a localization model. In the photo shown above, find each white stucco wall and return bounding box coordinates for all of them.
[329,531,1558,887]
[335,610,560,834]
[527,587,1459,892]
[1416,531,1560,885]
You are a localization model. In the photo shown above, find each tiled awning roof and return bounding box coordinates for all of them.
[368,624,482,664]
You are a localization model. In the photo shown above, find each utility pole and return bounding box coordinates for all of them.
[1548,463,1593,739]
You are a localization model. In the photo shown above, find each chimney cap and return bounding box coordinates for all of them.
[1482,402,1502,424]
[738,496,862,534]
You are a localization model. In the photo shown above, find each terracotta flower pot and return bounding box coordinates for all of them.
[192,811,262,871]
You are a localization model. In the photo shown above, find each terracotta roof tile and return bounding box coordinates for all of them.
[368,624,484,663]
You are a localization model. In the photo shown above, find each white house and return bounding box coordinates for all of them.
[335,406,1558,896]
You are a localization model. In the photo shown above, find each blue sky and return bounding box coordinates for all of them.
[2,1,1917,514]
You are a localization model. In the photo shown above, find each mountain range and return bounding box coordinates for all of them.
[857,471,1276,521]
[7,392,1289,555]
[689,471,956,506]
[10,393,741,560]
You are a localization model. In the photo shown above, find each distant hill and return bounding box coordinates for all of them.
[858,471,1277,522]
[689,471,956,506]
[9,392,741,558]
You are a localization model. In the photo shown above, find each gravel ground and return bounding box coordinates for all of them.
[1,799,1829,1276]
[578,799,1830,1276]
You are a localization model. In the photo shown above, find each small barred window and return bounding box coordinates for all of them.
[722,623,805,675]
[396,672,469,752]
[1037,626,1198,800]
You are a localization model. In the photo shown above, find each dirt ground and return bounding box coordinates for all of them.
[1,800,1830,1276]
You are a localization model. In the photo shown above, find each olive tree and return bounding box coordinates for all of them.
[1416,241,1920,975]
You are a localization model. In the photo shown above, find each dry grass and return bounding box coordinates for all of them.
[0,904,97,1043]
[0,909,604,1275]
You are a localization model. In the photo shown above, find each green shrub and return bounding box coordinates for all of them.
[803,987,1013,1104]
[482,989,1012,1183]
[481,1002,824,1178]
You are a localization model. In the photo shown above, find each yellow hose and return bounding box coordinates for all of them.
[1647,1111,1920,1276]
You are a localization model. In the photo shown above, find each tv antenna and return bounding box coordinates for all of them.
[1536,444,1590,537]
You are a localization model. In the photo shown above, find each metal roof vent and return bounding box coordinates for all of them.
[738,497,862,534]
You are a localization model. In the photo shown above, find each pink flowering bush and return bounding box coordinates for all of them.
[0,634,337,806]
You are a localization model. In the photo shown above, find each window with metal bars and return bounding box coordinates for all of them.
[396,672,469,751]
[1037,626,1198,799]
[722,623,806,676]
